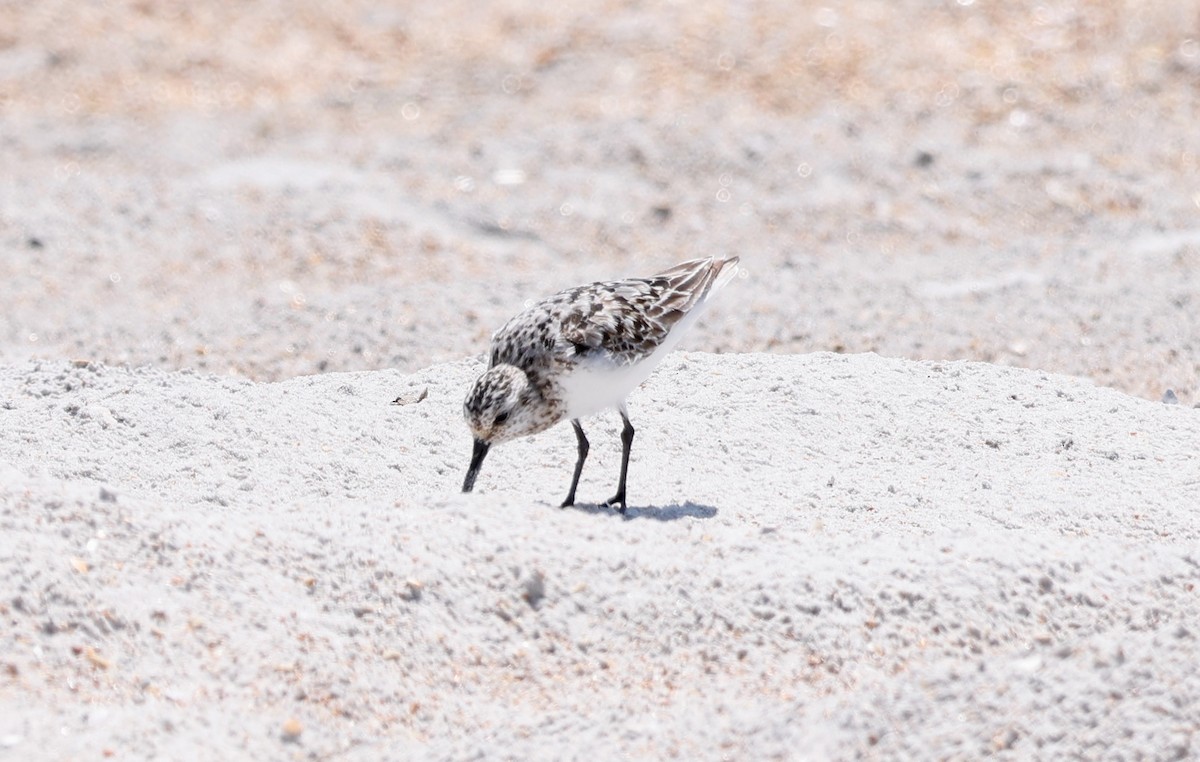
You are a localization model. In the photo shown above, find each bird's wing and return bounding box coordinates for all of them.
[557,257,738,365]
[556,281,673,363]
[489,257,739,369]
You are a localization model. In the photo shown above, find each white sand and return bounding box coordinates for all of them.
[2,352,1197,758]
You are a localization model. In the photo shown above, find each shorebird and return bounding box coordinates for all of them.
[461,257,740,511]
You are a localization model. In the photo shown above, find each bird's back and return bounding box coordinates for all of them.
[490,257,739,371]
[487,258,739,419]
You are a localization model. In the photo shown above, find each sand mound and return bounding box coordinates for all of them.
[1,352,1197,759]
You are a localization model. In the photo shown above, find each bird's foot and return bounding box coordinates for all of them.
[560,496,575,509]
[603,494,627,514]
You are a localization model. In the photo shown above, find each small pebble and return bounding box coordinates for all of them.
[522,570,546,608]
[83,646,111,670]
[392,387,429,406]
[281,718,303,742]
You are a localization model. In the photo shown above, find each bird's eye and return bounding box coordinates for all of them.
[494,412,510,426]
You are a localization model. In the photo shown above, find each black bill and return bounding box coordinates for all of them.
[462,438,490,493]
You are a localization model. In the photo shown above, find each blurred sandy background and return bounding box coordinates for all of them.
[2,0,1199,400]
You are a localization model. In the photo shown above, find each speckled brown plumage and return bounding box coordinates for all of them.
[462,257,740,510]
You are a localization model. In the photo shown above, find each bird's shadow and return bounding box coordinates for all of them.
[563,501,718,521]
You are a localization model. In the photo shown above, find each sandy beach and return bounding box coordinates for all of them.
[2,1,1199,758]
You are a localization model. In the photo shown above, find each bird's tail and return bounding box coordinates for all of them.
[655,256,741,314]
[709,256,741,295]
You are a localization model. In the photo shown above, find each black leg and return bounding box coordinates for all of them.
[561,419,589,508]
[604,408,635,513]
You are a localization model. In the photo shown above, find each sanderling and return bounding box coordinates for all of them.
[461,256,740,512]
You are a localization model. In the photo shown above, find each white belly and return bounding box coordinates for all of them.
[558,304,707,419]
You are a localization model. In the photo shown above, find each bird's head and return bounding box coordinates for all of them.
[461,364,541,492]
